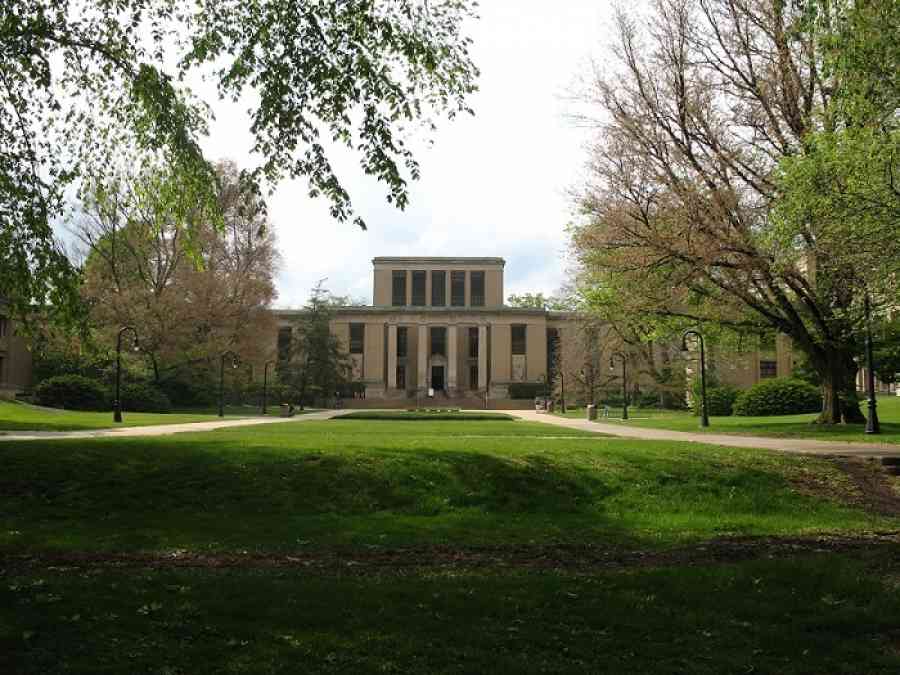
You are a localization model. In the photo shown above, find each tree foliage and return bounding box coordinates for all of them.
[570,0,900,424]
[1,0,479,318]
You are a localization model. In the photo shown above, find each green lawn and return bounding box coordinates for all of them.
[560,395,900,444]
[337,410,514,421]
[3,417,899,673]
[0,400,261,432]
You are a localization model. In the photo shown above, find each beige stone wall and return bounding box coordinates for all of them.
[372,258,506,308]
[0,316,33,393]
[373,268,392,306]
[490,324,511,382]
[526,324,547,381]
[364,321,384,382]
[485,269,503,306]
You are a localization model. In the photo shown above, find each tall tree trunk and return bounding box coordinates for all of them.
[816,348,864,424]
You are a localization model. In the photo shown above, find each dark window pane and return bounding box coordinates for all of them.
[431,271,446,306]
[511,325,527,355]
[391,271,406,306]
[451,271,465,306]
[411,270,426,306]
[468,326,479,358]
[470,364,479,389]
[760,360,777,378]
[277,327,292,361]
[350,323,365,354]
[397,326,408,358]
[430,326,446,356]
[397,364,406,390]
[470,271,485,307]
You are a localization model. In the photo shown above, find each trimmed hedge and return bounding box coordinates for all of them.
[35,375,108,411]
[733,378,822,416]
[692,385,739,416]
[120,382,172,413]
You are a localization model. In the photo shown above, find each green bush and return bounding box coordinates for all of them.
[691,385,738,416]
[35,375,108,411]
[120,382,172,413]
[733,378,822,416]
[508,383,546,399]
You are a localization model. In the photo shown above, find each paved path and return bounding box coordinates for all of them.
[0,410,341,442]
[510,410,900,457]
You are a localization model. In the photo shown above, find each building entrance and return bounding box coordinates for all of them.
[431,365,445,391]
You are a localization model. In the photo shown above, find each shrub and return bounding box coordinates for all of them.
[733,378,822,416]
[508,383,546,399]
[35,375,108,411]
[691,385,738,416]
[120,382,172,413]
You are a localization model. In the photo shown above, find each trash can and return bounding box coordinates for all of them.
[280,403,293,418]
[587,404,598,421]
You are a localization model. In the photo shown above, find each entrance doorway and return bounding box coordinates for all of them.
[431,365,445,391]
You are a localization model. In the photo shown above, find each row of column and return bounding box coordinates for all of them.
[386,324,487,391]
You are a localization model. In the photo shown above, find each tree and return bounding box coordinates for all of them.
[280,283,351,408]
[1,1,479,319]
[76,160,279,383]
[507,292,576,311]
[873,316,900,387]
[571,0,900,424]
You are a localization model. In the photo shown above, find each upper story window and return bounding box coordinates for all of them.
[277,327,293,361]
[470,271,485,307]
[430,326,446,356]
[450,271,466,307]
[397,326,408,358]
[431,271,446,306]
[411,270,426,306]
[350,323,365,354]
[391,271,407,306]
[511,325,527,355]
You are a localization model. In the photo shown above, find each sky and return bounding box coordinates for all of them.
[199,1,617,308]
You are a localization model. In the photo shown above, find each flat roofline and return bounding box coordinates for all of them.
[372,256,505,266]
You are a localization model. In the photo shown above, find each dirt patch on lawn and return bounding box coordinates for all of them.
[4,533,900,576]
[789,457,900,516]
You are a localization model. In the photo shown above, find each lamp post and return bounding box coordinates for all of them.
[218,351,240,418]
[609,352,628,420]
[681,329,710,428]
[262,360,274,416]
[864,293,881,434]
[113,326,139,423]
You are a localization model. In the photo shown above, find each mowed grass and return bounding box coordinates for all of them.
[5,551,900,674]
[0,419,893,555]
[560,395,900,444]
[0,400,256,432]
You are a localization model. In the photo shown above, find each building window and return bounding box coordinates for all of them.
[470,364,479,389]
[451,271,466,307]
[468,326,479,358]
[397,326,408,358]
[470,271,485,307]
[350,323,365,354]
[277,327,293,361]
[0,316,7,338]
[511,325,527,355]
[397,364,406,390]
[759,360,777,378]
[411,270,426,306]
[431,270,446,306]
[430,326,446,356]
[391,271,407,306]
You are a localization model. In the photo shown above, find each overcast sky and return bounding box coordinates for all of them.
[199,1,616,308]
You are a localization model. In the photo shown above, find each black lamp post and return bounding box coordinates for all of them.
[864,293,881,434]
[609,352,628,420]
[113,326,139,423]
[262,360,274,416]
[681,329,710,428]
[218,351,240,418]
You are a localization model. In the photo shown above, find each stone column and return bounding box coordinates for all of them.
[478,325,488,389]
[447,324,457,394]
[387,324,397,389]
[417,324,428,389]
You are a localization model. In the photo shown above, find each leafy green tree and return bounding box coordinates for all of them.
[506,292,574,311]
[873,316,900,387]
[1,0,479,319]
[281,283,351,409]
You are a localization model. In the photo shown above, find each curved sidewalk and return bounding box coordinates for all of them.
[0,410,340,442]
[511,410,900,457]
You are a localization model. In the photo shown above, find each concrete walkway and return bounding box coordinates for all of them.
[510,410,900,457]
[0,410,341,442]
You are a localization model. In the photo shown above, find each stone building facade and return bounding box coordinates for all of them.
[0,302,32,399]
[273,257,574,404]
